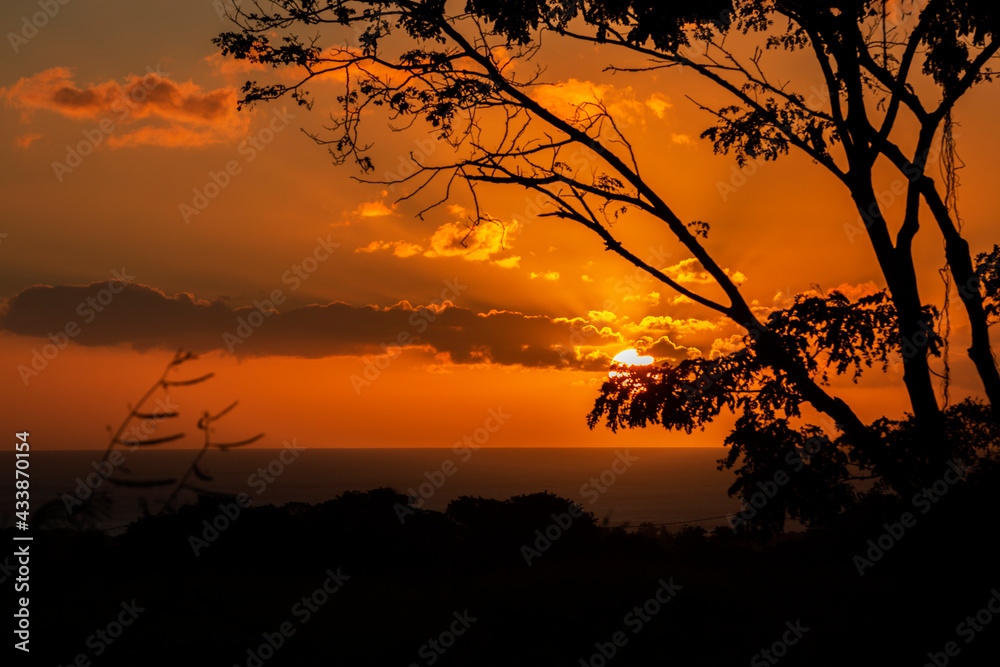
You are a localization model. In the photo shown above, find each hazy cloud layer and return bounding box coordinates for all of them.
[0,282,622,371]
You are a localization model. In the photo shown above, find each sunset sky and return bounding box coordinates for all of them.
[2,0,998,451]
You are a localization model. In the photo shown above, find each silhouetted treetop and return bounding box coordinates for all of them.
[215,1,1000,536]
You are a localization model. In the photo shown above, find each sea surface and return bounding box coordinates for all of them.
[10,447,744,532]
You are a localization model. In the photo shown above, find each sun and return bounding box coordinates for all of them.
[609,349,654,378]
[612,349,654,367]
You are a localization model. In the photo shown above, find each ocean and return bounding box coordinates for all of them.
[13,447,742,532]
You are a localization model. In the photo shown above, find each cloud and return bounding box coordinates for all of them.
[354,241,424,258]
[355,200,395,218]
[708,333,745,359]
[530,271,560,281]
[424,219,516,263]
[812,281,882,302]
[610,314,725,357]
[628,315,721,338]
[663,258,714,285]
[352,218,518,267]
[391,243,423,258]
[1,67,246,148]
[587,310,617,324]
[756,280,883,318]
[494,256,521,269]
[663,258,746,286]
[671,133,694,145]
[645,94,672,119]
[581,275,594,283]
[635,335,697,362]
[329,193,395,227]
[14,133,41,149]
[0,282,621,371]
[529,78,647,124]
[622,291,660,305]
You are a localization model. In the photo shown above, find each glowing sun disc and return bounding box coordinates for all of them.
[612,349,654,367]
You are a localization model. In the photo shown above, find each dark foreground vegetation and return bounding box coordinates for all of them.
[16,458,999,667]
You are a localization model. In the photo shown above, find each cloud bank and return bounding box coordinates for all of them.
[0,282,624,371]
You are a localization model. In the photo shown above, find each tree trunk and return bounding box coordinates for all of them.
[849,183,946,448]
[920,179,1000,419]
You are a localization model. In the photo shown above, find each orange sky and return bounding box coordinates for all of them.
[2,1,998,450]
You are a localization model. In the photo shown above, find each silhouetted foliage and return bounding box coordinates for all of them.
[589,286,999,535]
[976,243,1000,323]
[17,480,1000,666]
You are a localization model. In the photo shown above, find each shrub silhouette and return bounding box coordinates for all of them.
[30,349,262,530]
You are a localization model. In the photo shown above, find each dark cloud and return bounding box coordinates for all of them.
[636,335,695,362]
[1,67,245,148]
[0,282,620,371]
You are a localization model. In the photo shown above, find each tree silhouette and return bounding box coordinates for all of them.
[31,350,263,529]
[214,1,1000,531]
